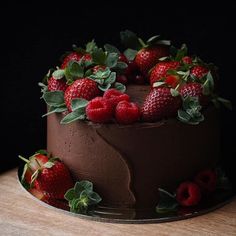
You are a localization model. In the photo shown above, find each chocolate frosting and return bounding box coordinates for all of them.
[47,85,220,209]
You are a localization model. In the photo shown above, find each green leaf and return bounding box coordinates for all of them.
[178,109,191,123]
[60,109,86,124]
[43,91,65,107]
[42,68,55,84]
[115,61,128,70]
[153,81,166,88]
[123,48,138,61]
[104,44,120,54]
[105,52,119,68]
[90,67,111,80]
[98,83,111,92]
[67,61,84,78]
[84,69,93,77]
[114,82,126,92]
[217,97,232,110]
[86,191,102,205]
[155,40,171,46]
[35,149,48,155]
[120,30,142,50]
[86,39,97,53]
[146,35,161,44]
[42,106,67,117]
[158,56,168,61]
[64,189,76,201]
[43,161,54,168]
[52,69,65,80]
[91,48,107,65]
[104,72,116,85]
[175,44,188,61]
[71,98,88,111]
[170,88,179,97]
[156,188,178,213]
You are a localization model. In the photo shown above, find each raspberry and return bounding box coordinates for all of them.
[194,169,217,193]
[103,89,130,107]
[182,56,192,64]
[115,101,140,124]
[176,181,201,207]
[86,97,113,123]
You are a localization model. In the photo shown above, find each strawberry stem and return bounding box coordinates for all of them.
[18,155,30,163]
[138,38,146,48]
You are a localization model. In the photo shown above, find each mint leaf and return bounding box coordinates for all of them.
[114,82,126,92]
[42,106,67,117]
[60,109,86,124]
[43,91,65,107]
[75,180,93,195]
[71,98,88,111]
[120,30,141,50]
[104,44,120,54]
[52,69,65,80]
[64,189,76,201]
[123,48,138,61]
[105,52,119,68]
[156,188,178,213]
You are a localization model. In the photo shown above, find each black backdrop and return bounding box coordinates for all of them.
[1,3,235,181]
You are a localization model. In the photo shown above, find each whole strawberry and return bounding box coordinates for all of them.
[182,56,192,64]
[64,78,100,112]
[149,61,180,86]
[191,65,209,79]
[61,52,83,69]
[180,82,209,106]
[48,77,68,92]
[34,160,74,199]
[135,46,169,75]
[176,181,201,207]
[141,87,182,122]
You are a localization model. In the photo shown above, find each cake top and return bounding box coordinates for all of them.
[39,30,231,125]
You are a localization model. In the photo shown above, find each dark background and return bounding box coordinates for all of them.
[1,3,235,182]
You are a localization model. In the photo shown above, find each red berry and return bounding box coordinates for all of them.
[61,52,82,69]
[141,87,182,122]
[116,75,128,85]
[119,53,128,63]
[149,61,180,86]
[176,182,201,207]
[194,169,217,193]
[103,89,130,107]
[86,97,113,123]
[135,46,169,75]
[182,56,192,64]
[133,75,146,85]
[115,101,140,124]
[48,77,68,92]
[191,65,209,79]
[125,61,139,78]
[180,82,209,106]
[165,74,180,88]
[92,65,107,74]
[64,78,100,112]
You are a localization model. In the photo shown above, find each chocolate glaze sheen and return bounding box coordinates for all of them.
[47,85,220,210]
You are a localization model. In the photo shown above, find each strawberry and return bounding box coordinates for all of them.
[141,87,182,122]
[33,160,74,199]
[165,74,180,88]
[47,77,68,92]
[86,97,113,123]
[135,46,169,75]
[194,169,217,193]
[92,65,107,74]
[149,61,180,86]
[29,188,69,210]
[176,182,201,207]
[103,89,130,107]
[61,52,82,69]
[182,56,192,64]
[19,153,49,185]
[191,65,209,79]
[115,101,140,124]
[64,78,100,112]
[180,82,209,106]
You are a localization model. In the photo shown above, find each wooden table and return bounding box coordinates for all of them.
[0,169,235,236]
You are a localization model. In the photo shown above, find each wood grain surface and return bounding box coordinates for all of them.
[0,169,235,236]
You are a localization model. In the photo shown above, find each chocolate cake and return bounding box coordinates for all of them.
[47,85,220,209]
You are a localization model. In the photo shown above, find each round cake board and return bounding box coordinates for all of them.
[17,166,236,224]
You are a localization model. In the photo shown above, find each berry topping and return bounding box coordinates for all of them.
[103,89,130,107]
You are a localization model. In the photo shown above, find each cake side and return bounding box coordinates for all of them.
[47,107,219,209]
